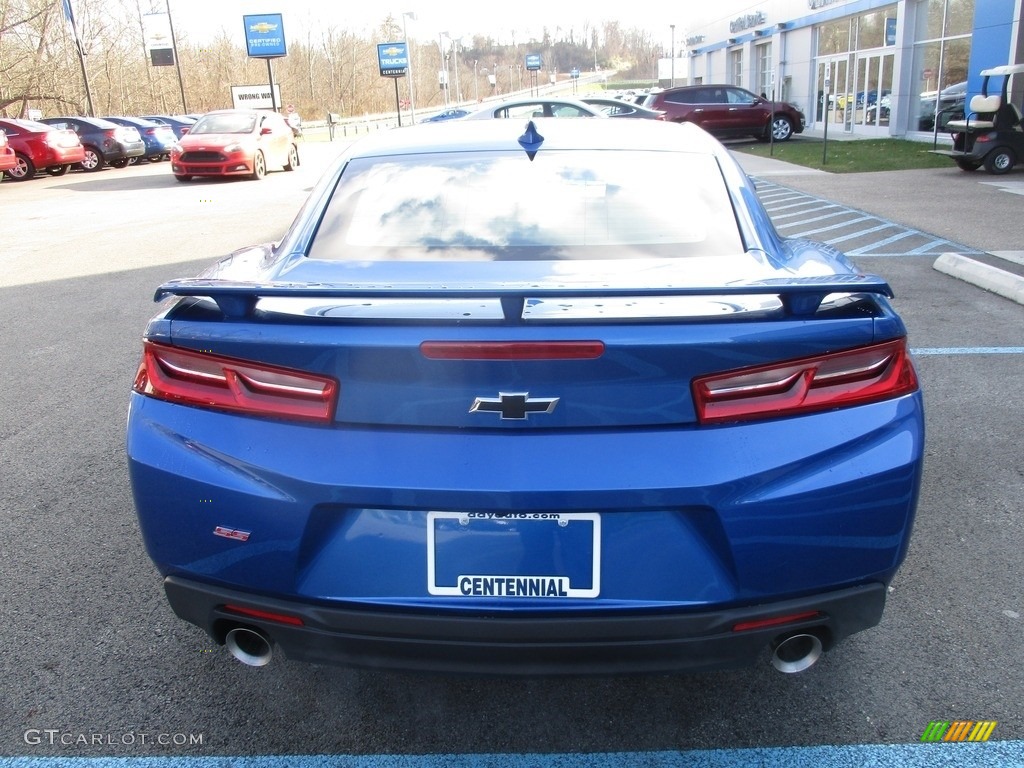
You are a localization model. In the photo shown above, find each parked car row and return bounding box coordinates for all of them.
[0,113,196,181]
[421,87,806,142]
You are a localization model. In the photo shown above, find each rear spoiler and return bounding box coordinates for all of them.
[155,274,894,321]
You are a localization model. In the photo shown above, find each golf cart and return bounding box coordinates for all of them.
[931,63,1024,174]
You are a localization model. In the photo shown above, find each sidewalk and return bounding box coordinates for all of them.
[731,148,1024,306]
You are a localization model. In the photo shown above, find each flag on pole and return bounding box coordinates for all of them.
[62,0,84,56]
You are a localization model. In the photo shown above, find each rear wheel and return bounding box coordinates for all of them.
[80,147,105,172]
[111,159,130,168]
[5,152,35,180]
[954,159,981,172]
[45,164,71,176]
[251,151,266,180]
[284,144,299,171]
[983,148,1015,175]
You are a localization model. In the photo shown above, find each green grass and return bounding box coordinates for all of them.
[735,138,954,173]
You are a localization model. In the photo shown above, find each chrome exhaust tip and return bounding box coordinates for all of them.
[770,632,823,674]
[225,626,273,667]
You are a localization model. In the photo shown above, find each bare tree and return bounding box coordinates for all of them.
[1,3,659,119]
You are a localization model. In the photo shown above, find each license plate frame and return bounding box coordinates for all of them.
[427,511,601,598]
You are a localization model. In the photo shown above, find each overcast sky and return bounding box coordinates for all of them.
[164,0,683,47]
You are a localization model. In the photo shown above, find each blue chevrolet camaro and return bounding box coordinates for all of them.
[127,119,924,675]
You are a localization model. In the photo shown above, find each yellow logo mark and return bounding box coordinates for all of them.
[250,22,278,34]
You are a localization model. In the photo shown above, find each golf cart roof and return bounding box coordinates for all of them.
[980,64,1024,77]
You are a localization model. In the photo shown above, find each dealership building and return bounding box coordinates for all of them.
[681,0,1022,138]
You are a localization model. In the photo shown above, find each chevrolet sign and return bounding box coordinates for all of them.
[377,41,409,78]
[243,13,287,58]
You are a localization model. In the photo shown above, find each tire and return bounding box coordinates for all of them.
[45,164,70,176]
[284,144,299,171]
[983,148,1015,175]
[5,152,36,181]
[111,158,130,168]
[769,115,794,142]
[250,151,266,180]
[80,147,105,172]
[174,174,192,182]
[954,159,981,172]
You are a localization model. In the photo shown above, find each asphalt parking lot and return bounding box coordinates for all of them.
[1,142,1021,766]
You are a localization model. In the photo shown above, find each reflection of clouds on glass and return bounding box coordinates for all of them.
[315,151,741,259]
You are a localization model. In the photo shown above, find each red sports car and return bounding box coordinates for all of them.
[170,109,299,181]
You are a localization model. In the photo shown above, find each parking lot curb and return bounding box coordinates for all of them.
[933,252,1024,306]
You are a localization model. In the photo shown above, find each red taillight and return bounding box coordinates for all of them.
[692,339,918,424]
[133,341,337,422]
[420,341,605,360]
[222,604,304,626]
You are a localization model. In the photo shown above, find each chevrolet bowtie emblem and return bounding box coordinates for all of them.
[470,392,559,420]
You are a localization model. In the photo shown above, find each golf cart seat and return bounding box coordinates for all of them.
[946,94,1000,131]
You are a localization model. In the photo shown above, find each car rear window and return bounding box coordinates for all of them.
[307,149,743,261]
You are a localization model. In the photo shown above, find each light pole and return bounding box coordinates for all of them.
[670,24,676,87]
[402,11,416,123]
[439,32,450,106]
[473,59,479,102]
[453,39,462,104]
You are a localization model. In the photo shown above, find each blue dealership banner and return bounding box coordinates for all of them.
[377,42,409,78]
[243,13,286,58]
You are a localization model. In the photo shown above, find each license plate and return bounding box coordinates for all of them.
[427,511,601,598]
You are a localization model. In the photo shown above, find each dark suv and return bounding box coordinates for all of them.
[643,85,805,141]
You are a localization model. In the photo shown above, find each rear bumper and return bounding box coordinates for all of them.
[43,148,86,166]
[165,575,887,675]
[105,144,146,161]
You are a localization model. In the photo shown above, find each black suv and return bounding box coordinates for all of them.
[39,116,145,171]
[643,85,805,141]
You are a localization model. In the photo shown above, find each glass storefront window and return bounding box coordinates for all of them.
[911,0,974,133]
[855,10,897,48]
[730,49,743,86]
[916,0,974,40]
[944,0,974,36]
[817,20,851,55]
[917,0,946,40]
[814,5,898,133]
[911,37,971,132]
[757,43,773,97]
